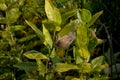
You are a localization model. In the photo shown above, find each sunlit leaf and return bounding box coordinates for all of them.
[73,46,83,64]
[0,3,7,10]
[78,62,92,73]
[76,23,88,47]
[45,0,62,25]
[24,50,49,60]
[78,47,90,62]
[79,9,92,23]
[93,64,108,72]
[43,24,53,50]
[36,58,46,77]
[6,8,21,24]
[91,56,104,69]
[14,62,37,71]
[87,10,103,27]
[6,25,26,31]
[25,20,44,42]
[55,63,79,72]
[58,19,79,37]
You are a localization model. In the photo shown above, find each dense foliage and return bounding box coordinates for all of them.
[1,0,119,80]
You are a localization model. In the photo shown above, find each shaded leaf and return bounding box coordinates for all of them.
[62,9,78,24]
[24,50,49,60]
[91,56,104,69]
[42,20,61,31]
[87,10,103,27]
[55,63,79,72]
[14,62,37,71]
[0,17,6,24]
[45,0,62,25]
[18,35,36,43]
[6,8,21,24]
[25,20,44,42]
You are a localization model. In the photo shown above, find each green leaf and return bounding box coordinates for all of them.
[87,10,103,27]
[76,23,88,47]
[45,0,62,25]
[91,56,104,69]
[6,8,21,24]
[42,20,61,31]
[79,9,92,23]
[78,47,90,62]
[25,20,44,42]
[78,62,92,73]
[24,50,49,60]
[62,9,78,24]
[36,58,46,77]
[0,17,6,24]
[0,3,7,10]
[73,46,83,64]
[88,29,98,51]
[6,25,26,31]
[55,63,79,72]
[18,35,36,43]
[58,19,79,37]
[14,62,37,71]
[93,64,108,72]
[43,24,53,50]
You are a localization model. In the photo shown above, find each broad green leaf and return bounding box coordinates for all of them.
[62,9,78,24]
[91,56,104,69]
[43,24,53,49]
[0,3,7,10]
[55,63,79,72]
[78,62,92,73]
[76,24,88,47]
[24,50,49,60]
[93,64,108,72]
[79,9,92,23]
[36,58,46,77]
[87,10,103,27]
[73,46,83,64]
[78,47,90,62]
[18,35,36,43]
[50,48,56,58]
[6,25,26,31]
[45,0,62,25]
[0,17,6,24]
[88,29,98,51]
[25,20,44,42]
[58,19,79,37]
[14,62,37,71]
[6,8,21,24]
[42,20,61,31]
